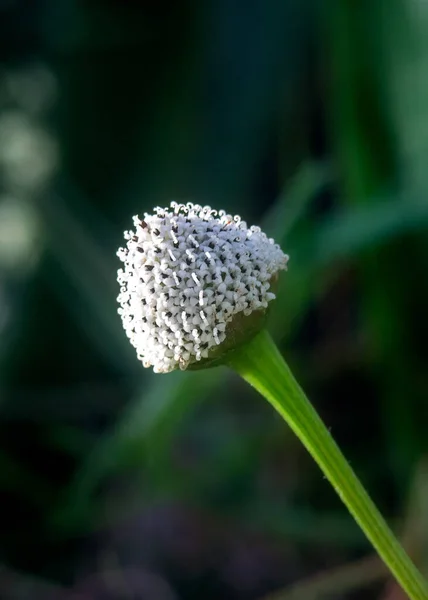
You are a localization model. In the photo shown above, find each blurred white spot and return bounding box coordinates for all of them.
[0,196,41,270]
[5,64,57,114]
[0,111,58,191]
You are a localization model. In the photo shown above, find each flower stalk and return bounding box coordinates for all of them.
[227,329,428,600]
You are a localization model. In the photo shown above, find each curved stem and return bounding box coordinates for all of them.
[227,329,428,600]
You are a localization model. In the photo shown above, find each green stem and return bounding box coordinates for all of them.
[226,329,428,600]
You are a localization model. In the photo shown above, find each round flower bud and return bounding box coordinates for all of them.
[117,202,288,373]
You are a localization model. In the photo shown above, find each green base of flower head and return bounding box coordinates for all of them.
[226,329,428,600]
[187,307,268,371]
[188,275,279,371]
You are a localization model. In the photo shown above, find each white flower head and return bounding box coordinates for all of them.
[117,202,288,373]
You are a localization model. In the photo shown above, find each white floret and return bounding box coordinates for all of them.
[117,201,288,373]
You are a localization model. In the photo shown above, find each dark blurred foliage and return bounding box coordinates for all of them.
[1,1,428,599]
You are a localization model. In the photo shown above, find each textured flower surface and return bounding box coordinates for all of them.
[117,202,288,373]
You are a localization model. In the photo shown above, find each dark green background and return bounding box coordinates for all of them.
[1,1,428,599]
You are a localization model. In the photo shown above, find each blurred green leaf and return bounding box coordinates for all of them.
[299,194,428,265]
